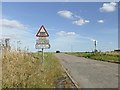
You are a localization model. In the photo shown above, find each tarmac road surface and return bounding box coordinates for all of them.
[55,53,119,88]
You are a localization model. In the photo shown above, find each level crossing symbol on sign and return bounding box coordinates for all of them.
[36,25,49,37]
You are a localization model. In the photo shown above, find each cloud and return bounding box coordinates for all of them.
[1,26,36,51]
[0,19,27,30]
[90,39,98,45]
[100,2,117,12]
[97,20,104,23]
[57,10,90,26]
[0,18,36,51]
[56,31,96,42]
[73,19,90,26]
[57,10,73,19]
[50,32,98,52]
[90,38,97,42]
[77,35,97,42]
[56,31,76,37]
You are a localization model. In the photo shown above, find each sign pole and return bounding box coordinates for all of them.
[38,49,39,56]
[42,48,44,64]
[35,25,50,71]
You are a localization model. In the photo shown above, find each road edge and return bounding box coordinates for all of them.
[61,63,80,89]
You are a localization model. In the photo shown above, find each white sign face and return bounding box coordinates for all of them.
[38,27,47,36]
[36,25,49,37]
[36,38,49,44]
[35,25,50,49]
[35,44,50,49]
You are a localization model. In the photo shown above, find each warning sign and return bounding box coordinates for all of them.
[36,25,49,37]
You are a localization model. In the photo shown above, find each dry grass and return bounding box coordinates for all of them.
[0,50,2,89]
[3,51,42,88]
[102,51,120,55]
[2,51,66,88]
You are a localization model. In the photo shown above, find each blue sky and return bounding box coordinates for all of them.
[1,0,120,2]
[1,2,118,52]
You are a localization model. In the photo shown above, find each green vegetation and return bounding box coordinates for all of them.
[65,52,120,63]
[2,51,73,88]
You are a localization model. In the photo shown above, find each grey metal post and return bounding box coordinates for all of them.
[71,45,73,52]
[42,48,44,64]
[38,49,39,56]
[94,40,97,52]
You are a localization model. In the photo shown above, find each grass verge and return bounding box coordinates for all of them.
[65,52,120,64]
[2,51,75,88]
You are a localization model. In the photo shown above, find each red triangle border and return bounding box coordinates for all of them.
[36,25,49,37]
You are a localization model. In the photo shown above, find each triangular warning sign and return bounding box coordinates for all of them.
[36,25,49,37]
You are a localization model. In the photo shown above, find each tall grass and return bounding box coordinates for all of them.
[0,50,2,89]
[2,50,64,88]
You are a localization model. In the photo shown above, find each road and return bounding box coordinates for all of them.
[55,53,118,88]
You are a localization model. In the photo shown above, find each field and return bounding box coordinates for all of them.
[2,50,74,88]
[65,52,120,64]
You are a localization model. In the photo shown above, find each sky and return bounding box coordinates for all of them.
[1,0,120,2]
[0,2,119,52]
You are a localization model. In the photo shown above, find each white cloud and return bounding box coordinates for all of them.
[50,32,98,52]
[0,18,36,51]
[56,31,76,37]
[57,10,73,19]
[90,38,97,42]
[57,10,90,26]
[1,26,36,51]
[0,19,27,30]
[73,19,90,26]
[100,2,117,12]
[97,20,104,23]
[77,36,97,43]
